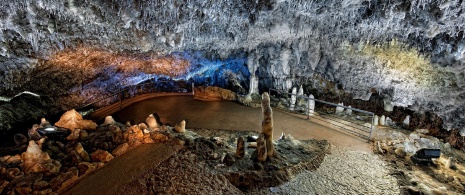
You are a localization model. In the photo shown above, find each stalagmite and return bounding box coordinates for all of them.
[380,115,386,126]
[102,116,116,126]
[145,114,158,130]
[256,134,267,162]
[374,115,379,126]
[174,120,186,133]
[403,115,410,127]
[289,87,297,111]
[308,94,315,116]
[335,103,344,114]
[345,106,352,115]
[261,92,275,157]
[236,137,245,159]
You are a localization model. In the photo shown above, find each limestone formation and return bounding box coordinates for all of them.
[261,92,275,157]
[79,130,88,140]
[223,153,235,166]
[14,134,28,146]
[138,123,148,131]
[403,115,410,127]
[380,115,386,126]
[101,116,117,126]
[78,162,96,175]
[112,143,129,157]
[335,103,345,114]
[308,94,315,116]
[174,120,186,133]
[28,124,41,141]
[384,100,394,112]
[345,106,352,115]
[146,114,158,130]
[126,125,144,147]
[256,133,267,162]
[289,87,297,111]
[39,118,52,128]
[90,149,114,163]
[55,109,97,131]
[374,115,379,126]
[21,140,61,174]
[236,137,245,159]
[386,117,394,126]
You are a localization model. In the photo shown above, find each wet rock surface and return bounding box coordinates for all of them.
[194,86,237,101]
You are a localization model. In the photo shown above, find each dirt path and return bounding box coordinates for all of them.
[63,143,181,195]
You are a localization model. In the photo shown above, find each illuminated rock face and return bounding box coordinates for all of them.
[0,0,464,135]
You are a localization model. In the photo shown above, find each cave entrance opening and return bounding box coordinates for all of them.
[268,88,375,141]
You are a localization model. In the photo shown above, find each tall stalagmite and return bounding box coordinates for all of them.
[261,92,275,157]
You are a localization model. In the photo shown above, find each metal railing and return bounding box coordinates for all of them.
[268,88,375,141]
[78,80,194,112]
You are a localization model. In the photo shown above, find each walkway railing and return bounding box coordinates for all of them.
[268,88,375,141]
[78,80,194,113]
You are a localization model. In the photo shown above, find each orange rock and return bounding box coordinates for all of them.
[54,109,97,131]
[21,141,61,174]
[77,162,96,175]
[66,129,81,140]
[194,86,236,101]
[111,143,129,157]
[90,149,114,163]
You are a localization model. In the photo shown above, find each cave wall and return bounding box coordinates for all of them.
[0,0,464,136]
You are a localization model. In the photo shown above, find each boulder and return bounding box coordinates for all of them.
[194,86,236,101]
[174,120,186,133]
[345,106,352,115]
[0,180,9,194]
[54,109,97,131]
[21,141,61,174]
[90,149,114,163]
[395,147,407,158]
[150,133,169,142]
[112,143,129,157]
[236,137,245,159]
[79,130,88,140]
[14,183,32,195]
[126,125,144,147]
[138,123,148,131]
[49,167,79,191]
[335,103,344,114]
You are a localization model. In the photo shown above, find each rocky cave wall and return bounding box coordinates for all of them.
[0,0,464,139]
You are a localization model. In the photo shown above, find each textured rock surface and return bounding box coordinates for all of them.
[194,86,236,101]
[0,0,464,137]
[54,109,97,131]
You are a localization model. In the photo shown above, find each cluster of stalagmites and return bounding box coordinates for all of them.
[0,110,178,194]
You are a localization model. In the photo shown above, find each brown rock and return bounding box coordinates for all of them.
[66,129,81,141]
[33,181,49,191]
[54,109,97,131]
[256,134,267,162]
[79,130,88,140]
[92,162,105,169]
[6,168,23,180]
[111,143,129,157]
[28,124,42,141]
[0,154,22,165]
[194,86,236,101]
[143,135,155,144]
[74,143,84,154]
[110,125,124,143]
[49,167,79,191]
[150,133,169,142]
[138,123,148,131]
[14,183,32,195]
[90,149,114,163]
[71,150,83,164]
[127,125,144,147]
[32,189,53,195]
[236,137,245,159]
[14,134,28,146]
[79,150,90,162]
[261,92,276,158]
[0,180,9,194]
[174,120,186,133]
[77,162,96,175]
[223,153,235,166]
[21,141,61,174]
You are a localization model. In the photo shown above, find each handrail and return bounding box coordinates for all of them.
[78,80,194,111]
[268,88,375,140]
[268,88,374,115]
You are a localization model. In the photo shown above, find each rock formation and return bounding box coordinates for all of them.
[90,149,114,163]
[194,86,237,101]
[14,134,28,146]
[308,94,315,116]
[101,116,117,126]
[21,141,61,174]
[256,134,267,162]
[145,114,158,130]
[54,109,97,131]
[374,115,379,126]
[236,137,245,159]
[174,120,186,133]
[261,92,275,157]
[335,103,345,115]
[28,124,41,141]
[289,87,297,111]
[380,115,386,126]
